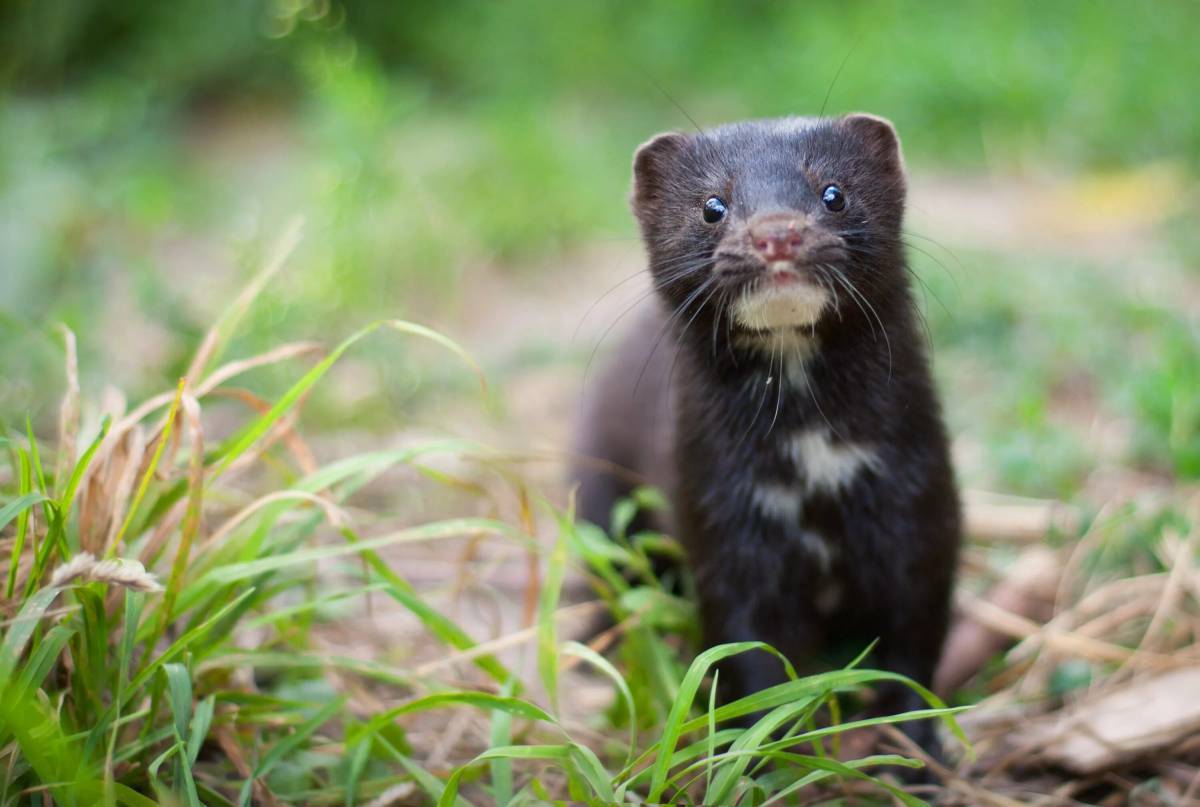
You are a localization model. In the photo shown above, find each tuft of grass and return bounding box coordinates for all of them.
[0,229,963,805]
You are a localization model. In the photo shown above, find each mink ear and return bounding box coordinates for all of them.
[631,132,689,216]
[842,113,905,176]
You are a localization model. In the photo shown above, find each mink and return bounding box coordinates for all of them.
[573,114,962,756]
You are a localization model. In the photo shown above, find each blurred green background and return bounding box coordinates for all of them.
[1,0,1197,497]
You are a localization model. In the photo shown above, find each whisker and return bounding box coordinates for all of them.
[799,348,846,443]
[829,264,893,383]
[580,255,713,391]
[825,265,878,342]
[765,336,786,437]
[632,275,719,399]
[661,281,725,426]
[902,230,965,291]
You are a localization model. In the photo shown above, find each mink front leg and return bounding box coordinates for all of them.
[869,559,955,768]
[697,575,822,726]
[703,603,787,705]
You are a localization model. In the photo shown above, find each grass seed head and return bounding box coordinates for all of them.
[48,552,164,593]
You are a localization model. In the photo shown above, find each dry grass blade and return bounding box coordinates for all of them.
[197,489,349,554]
[217,393,313,481]
[880,728,1025,807]
[80,426,146,556]
[412,600,605,678]
[53,325,80,498]
[1126,525,1197,659]
[206,386,319,476]
[963,489,1083,543]
[136,498,188,568]
[517,483,539,627]
[106,379,186,558]
[195,340,324,397]
[362,783,418,807]
[185,215,305,386]
[959,592,1181,668]
[88,340,320,484]
[154,393,205,634]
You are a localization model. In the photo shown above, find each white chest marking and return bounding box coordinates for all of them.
[789,429,882,494]
[750,482,803,522]
[799,530,835,574]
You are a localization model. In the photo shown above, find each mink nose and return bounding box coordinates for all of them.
[749,220,805,262]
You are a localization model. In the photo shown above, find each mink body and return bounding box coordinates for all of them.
[573,115,961,753]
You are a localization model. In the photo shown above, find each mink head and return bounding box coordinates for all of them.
[631,114,908,347]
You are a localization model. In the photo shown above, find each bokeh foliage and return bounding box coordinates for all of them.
[2,0,1198,486]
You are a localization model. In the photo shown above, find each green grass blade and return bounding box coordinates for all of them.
[0,682,96,799]
[111,782,163,807]
[561,641,637,767]
[645,641,797,802]
[375,737,471,807]
[25,414,49,498]
[338,527,516,685]
[213,319,482,478]
[238,697,346,807]
[185,216,304,383]
[86,589,255,754]
[243,582,389,630]
[58,415,110,515]
[344,729,371,807]
[365,692,555,732]
[488,679,516,807]
[152,393,206,641]
[757,754,923,806]
[706,669,719,796]
[760,705,973,754]
[199,517,515,585]
[163,664,193,742]
[3,459,39,598]
[705,699,816,803]
[198,650,412,687]
[438,746,573,807]
[187,696,215,766]
[0,585,62,680]
[106,591,146,778]
[147,740,184,794]
[14,623,75,693]
[110,379,185,557]
[23,503,66,598]
[673,668,963,740]
[566,743,615,803]
[537,516,570,713]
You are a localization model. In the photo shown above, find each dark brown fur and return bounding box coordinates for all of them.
[573,115,961,755]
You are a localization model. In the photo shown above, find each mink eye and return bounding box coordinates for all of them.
[821,185,846,212]
[702,196,728,224]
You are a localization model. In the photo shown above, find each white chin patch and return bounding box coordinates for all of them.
[732,283,829,331]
